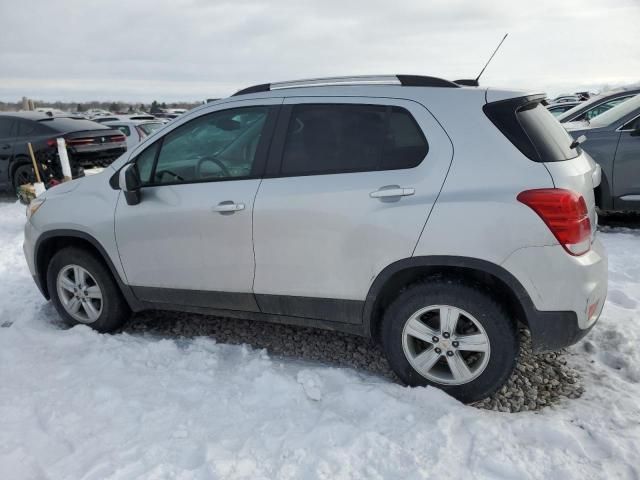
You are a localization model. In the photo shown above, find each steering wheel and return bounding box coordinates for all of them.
[195,156,231,179]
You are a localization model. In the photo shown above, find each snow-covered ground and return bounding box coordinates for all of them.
[0,198,639,480]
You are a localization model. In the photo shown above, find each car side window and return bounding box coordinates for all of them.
[280,104,428,176]
[149,106,269,185]
[134,142,161,184]
[620,115,640,131]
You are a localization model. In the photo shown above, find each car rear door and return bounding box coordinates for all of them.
[613,114,640,210]
[252,97,453,323]
[114,99,280,311]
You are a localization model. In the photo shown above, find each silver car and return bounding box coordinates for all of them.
[23,75,608,402]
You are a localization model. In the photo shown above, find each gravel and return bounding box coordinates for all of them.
[123,311,584,413]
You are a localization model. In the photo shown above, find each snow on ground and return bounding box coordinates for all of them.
[0,198,639,480]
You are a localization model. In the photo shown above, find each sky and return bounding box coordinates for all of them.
[0,0,639,103]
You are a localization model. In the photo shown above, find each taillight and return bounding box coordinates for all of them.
[111,134,126,143]
[517,188,591,256]
[46,138,57,147]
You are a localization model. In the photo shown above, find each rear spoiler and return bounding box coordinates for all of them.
[483,94,548,162]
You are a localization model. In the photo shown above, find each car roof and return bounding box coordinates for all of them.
[0,111,56,120]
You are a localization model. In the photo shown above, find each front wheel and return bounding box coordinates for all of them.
[380,279,519,403]
[46,247,131,332]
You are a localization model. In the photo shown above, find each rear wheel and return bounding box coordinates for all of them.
[380,279,519,403]
[46,247,131,332]
[12,164,35,193]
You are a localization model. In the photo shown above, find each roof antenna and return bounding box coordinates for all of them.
[455,33,508,87]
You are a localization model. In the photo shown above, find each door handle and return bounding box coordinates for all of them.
[214,201,245,213]
[1,144,10,150]
[370,186,415,198]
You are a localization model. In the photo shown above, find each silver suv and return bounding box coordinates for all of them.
[23,75,608,402]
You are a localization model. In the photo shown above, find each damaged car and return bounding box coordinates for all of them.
[0,112,127,194]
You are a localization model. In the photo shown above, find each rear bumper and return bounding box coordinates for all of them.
[525,309,596,353]
[502,238,607,352]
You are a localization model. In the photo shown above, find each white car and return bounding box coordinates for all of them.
[102,119,166,150]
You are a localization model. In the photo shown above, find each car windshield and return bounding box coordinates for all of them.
[589,95,640,128]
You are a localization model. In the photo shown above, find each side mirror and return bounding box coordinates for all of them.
[119,164,142,205]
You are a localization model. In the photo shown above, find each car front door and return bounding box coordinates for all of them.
[114,100,280,311]
[613,114,640,210]
[252,97,453,323]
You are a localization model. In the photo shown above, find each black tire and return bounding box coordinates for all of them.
[46,247,131,333]
[380,279,519,403]
[13,164,36,193]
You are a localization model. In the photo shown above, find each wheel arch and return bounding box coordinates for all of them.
[34,230,142,310]
[363,256,534,343]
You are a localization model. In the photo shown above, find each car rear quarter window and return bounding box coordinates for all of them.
[280,104,428,175]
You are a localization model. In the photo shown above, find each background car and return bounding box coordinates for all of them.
[0,112,126,192]
[566,94,640,212]
[557,87,640,123]
[103,119,166,150]
[91,114,158,124]
[549,94,588,103]
[547,101,582,117]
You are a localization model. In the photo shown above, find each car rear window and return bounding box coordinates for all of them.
[38,118,108,133]
[280,104,428,175]
[516,103,578,161]
[484,96,578,162]
[138,122,164,135]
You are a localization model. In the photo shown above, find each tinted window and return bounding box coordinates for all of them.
[517,103,578,161]
[281,104,427,175]
[621,115,640,131]
[40,118,108,133]
[17,119,51,136]
[0,117,16,138]
[148,106,269,185]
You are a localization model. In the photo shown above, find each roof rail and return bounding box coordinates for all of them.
[232,74,459,96]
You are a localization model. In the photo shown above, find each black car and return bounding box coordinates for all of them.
[0,112,127,192]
